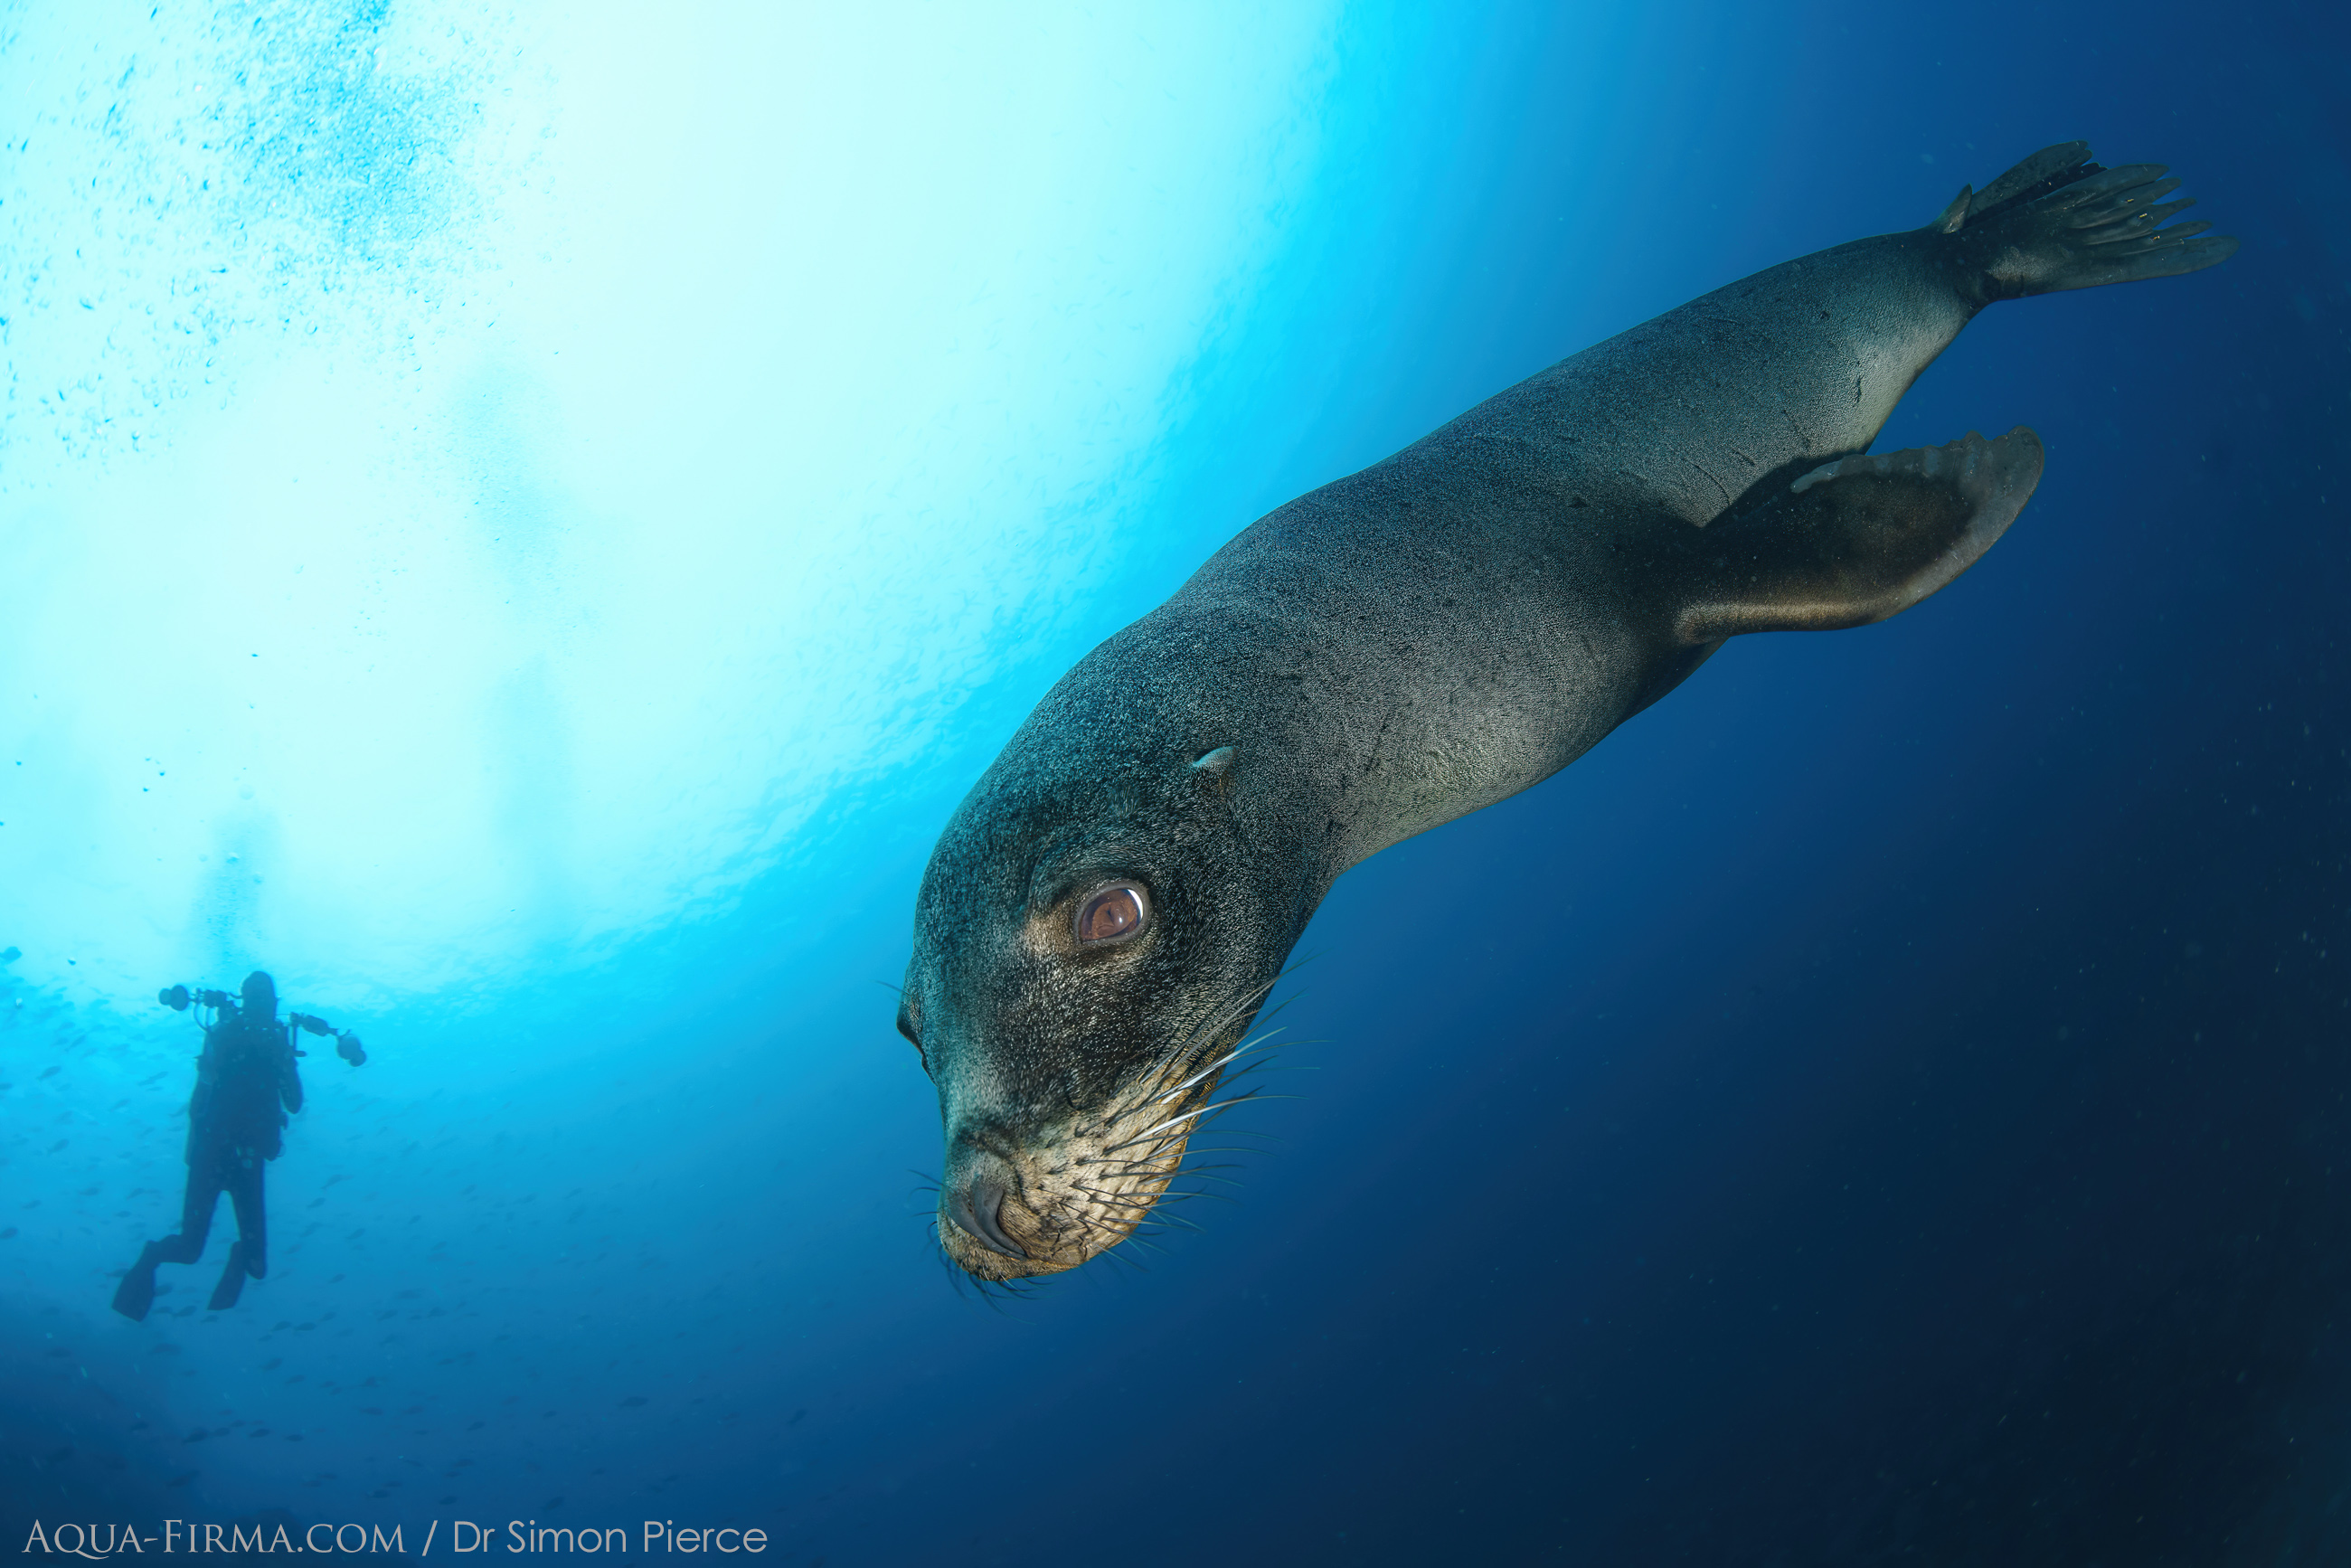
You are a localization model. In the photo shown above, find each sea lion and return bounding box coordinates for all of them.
[898,142,2234,1280]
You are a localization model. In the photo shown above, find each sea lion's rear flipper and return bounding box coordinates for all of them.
[1937,142,2237,300]
[1675,429,2043,643]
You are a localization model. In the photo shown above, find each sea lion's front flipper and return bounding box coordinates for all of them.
[1675,429,2044,643]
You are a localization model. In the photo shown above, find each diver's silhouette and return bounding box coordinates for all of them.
[112,972,364,1321]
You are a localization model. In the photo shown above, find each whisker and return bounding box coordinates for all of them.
[1139,961,1314,1092]
[1092,1095,1275,1159]
[1149,1025,1291,1106]
[1081,969,1317,1137]
[1166,976,1286,1063]
[1162,1189,1240,1205]
[1073,1194,1157,1216]
[1101,1103,1225,1155]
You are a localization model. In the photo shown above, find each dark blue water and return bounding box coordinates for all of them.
[5,3,2346,1563]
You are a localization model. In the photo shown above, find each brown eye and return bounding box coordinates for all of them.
[1074,882,1150,946]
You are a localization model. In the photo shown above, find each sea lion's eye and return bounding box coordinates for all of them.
[1074,882,1150,947]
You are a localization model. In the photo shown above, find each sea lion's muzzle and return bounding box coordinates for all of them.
[934,1082,1213,1280]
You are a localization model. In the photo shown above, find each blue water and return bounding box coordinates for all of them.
[5,3,2346,1563]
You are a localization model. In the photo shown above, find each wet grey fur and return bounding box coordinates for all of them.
[899,143,2235,1279]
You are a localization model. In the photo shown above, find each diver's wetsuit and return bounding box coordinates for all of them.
[113,996,304,1319]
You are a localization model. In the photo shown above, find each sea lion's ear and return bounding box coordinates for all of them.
[1190,746,1238,794]
[1930,184,1973,234]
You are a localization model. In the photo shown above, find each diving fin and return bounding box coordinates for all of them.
[208,1242,249,1311]
[112,1242,161,1322]
[1676,428,2043,644]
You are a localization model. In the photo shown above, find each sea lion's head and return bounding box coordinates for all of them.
[900,620,1312,1280]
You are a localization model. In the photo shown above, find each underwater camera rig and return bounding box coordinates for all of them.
[158,984,367,1066]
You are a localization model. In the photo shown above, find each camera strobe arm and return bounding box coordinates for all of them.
[290,1012,367,1067]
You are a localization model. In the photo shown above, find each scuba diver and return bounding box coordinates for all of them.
[111,971,365,1321]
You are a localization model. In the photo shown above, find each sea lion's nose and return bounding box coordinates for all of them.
[950,1165,1028,1259]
